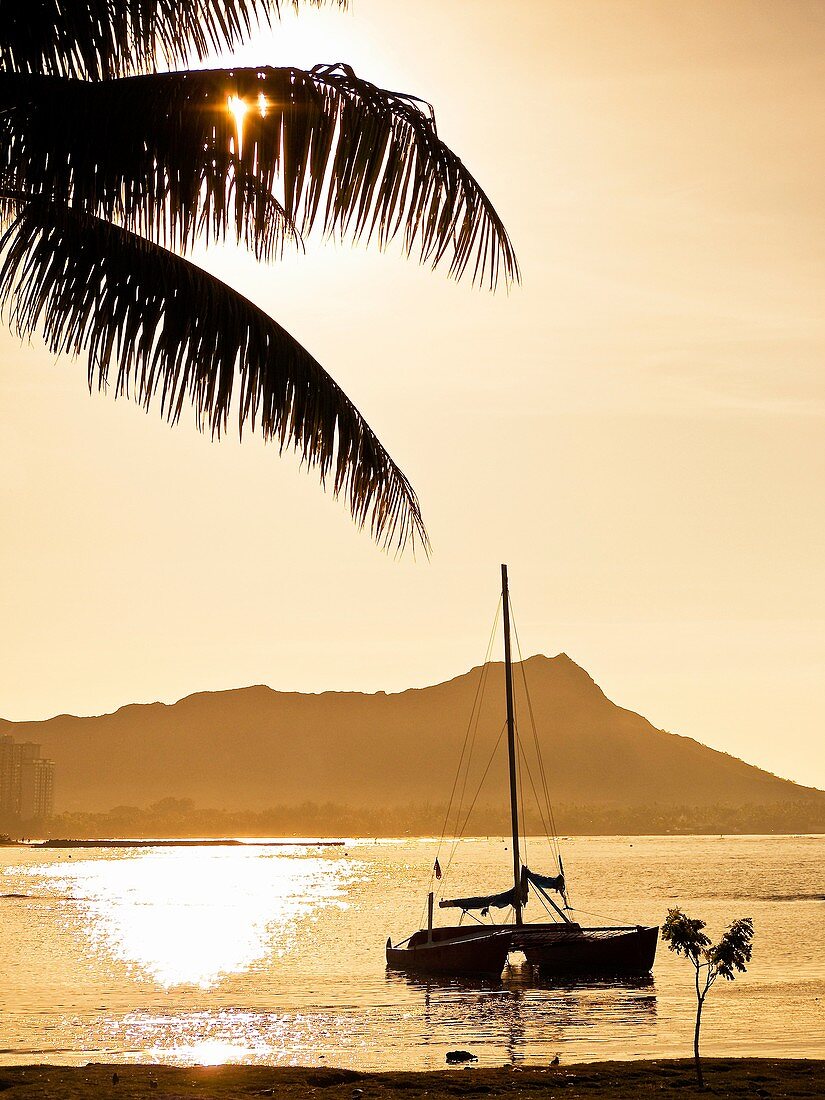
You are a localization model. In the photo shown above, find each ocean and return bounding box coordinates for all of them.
[0,835,822,1068]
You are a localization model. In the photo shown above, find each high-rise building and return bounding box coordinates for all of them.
[0,734,15,812]
[0,734,55,819]
[20,758,55,819]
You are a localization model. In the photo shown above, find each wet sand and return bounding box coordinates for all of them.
[0,1060,821,1099]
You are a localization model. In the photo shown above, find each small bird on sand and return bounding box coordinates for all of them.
[551,1055,560,1066]
[149,1079,158,1089]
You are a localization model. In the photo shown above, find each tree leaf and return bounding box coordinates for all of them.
[662,907,712,963]
[709,917,754,981]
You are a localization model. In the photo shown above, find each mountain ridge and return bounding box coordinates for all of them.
[1,653,821,817]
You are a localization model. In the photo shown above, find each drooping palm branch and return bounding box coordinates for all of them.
[0,199,425,551]
[0,0,519,551]
[0,0,347,79]
[0,65,518,286]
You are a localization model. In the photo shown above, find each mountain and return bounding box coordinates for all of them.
[1,655,821,824]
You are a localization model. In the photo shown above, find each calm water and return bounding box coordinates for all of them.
[0,836,822,1068]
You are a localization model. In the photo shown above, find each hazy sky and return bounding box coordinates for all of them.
[1,1,823,790]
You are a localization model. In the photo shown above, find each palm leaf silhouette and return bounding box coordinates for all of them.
[0,200,426,552]
[0,65,518,287]
[1,0,348,79]
[0,2,518,550]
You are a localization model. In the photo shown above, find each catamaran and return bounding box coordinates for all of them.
[386,564,658,978]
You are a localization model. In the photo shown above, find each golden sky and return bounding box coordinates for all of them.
[1,0,823,789]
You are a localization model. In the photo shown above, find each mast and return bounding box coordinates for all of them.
[501,563,523,926]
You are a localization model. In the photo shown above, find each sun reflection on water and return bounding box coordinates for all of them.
[39,847,351,989]
[152,1038,269,1066]
[121,1007,373,1067]
[4,838,819,1068]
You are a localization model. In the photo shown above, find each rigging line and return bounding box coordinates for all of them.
[517,720,528,864]
[522,689,559,865]
[446,720,507,872]
[507,590,528,864]
[447,599,500,845]
[513,724,572,912]
[438,601,502,893]
[441,599,499,851]
[514,725,554,853]
[464,910,485,926]
[530,884,554,920]
[431,596,501,888]
[520,793,529,864]
[444,720,506,883]
[450,625,495,847]
[509,605,557,858]
[511,650,528,864]
[439,626,499,892]
[510,611,555,833]
[419,601,499,931]
[526,683,560,863]
[510,609,562,868]
[567,905,627,924]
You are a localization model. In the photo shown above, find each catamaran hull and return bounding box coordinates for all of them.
[386,924,658,978]
[514,925,659,976]
[386,931,513,976]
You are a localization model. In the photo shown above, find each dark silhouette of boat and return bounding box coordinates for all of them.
[386,565,658,979]
[387,925,513,976]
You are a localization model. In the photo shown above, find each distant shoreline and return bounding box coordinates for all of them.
[8,793,822,839]
[30,838,346,849]
[1,832,822,847]
[1,1059,822,1100]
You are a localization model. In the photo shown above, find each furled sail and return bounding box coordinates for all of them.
[437,865,566,914]
[524,866,566,895]
[439,874,529,915]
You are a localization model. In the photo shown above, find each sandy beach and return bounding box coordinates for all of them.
[1,1061,822,1100]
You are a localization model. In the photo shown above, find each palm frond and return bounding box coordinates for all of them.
[0,198,426,553]
[0,65,519,288]
[0,0,347,80]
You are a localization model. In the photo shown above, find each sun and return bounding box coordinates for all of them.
[226,94,249,155]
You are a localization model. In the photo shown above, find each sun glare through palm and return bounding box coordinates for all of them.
[226,94,250,155]
[226,91,272,155]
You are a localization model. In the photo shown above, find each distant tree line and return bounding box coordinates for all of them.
[3,796,823,839]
